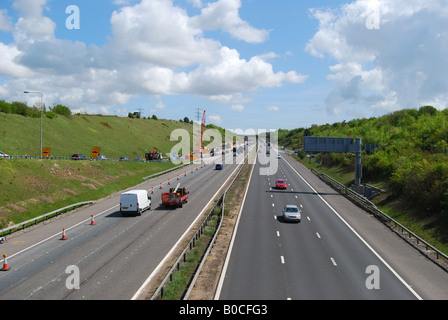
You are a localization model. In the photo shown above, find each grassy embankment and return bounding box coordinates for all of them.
[0,113,194,228]
[279,106,448,255]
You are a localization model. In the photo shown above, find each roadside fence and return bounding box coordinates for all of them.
[311,168,448,269]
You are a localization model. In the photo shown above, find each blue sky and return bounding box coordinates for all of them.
[1,0,447,131]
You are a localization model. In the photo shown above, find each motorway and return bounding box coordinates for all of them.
[216,146,448,300]
[0,153,243,300]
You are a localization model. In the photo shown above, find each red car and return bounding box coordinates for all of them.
[275,179,287,190]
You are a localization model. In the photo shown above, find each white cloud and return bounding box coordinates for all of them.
[0,0,306,114]
[0,9,13,31]
[307,0,448,116]
[191,0,269,44]
[266,106,280,111]
[230,104,244,112]
[208,114,223,124]
[12,0,56,44]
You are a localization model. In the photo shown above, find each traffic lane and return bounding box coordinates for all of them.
[218,161,287,300]
[0,160,240,299]
[269,161,358,299]
[279,153,448,300]
[277,156,420,299]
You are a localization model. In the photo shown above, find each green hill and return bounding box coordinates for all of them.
[0,110,201,229]
[279,106,448,252]
[0,112,193,158]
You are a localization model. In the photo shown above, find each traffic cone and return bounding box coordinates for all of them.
[1,254,10,271]
[185,171,187,177]
[61,228,67,240]
[159,182,163,189]
[90,214,95,226]
[177,175,180,180]
[151,187,155,194]
[168,179,171,185]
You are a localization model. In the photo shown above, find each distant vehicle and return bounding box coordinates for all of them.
[277,154,281,159]
[283,205,301,223]
[162,183,189,208]
[275,179,287,190]
[95,155,108,161]
[145,151,162,161]
[215,164,223,170]
[120,157,130,161]
[266,150,270,154]
[0,151,9,159]
[120,190,151,216]
[71,153,87,160]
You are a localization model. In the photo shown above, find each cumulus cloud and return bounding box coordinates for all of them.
[0,0,305,113]
[306,0,448,116]
[191,0,269,43]
[266,106,280,111]
[0,9,13,31]
[230,104,244,112]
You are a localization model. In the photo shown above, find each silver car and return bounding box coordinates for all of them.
[283,205,301,223]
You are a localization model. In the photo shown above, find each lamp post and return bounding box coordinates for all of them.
[24,91,43,158]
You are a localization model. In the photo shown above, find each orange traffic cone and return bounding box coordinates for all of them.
[61,228,67,240]
[159,182,163,189]
[151,187,155,194]
[90,214,95,226]
[1,254,10,271]
[168,179,171,185]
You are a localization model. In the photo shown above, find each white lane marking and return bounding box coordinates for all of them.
[215,157,257,300]
[331,257,337,266]
[277,231,280,237]
[316,232,321,239]
[282,157,423,300]
[281,256,285,264]
[134,157,247,300]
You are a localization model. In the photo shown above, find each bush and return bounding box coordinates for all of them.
[51,104,71,117]
[46,111,57,119]
[11,101,29,116]
[0,100,12,113]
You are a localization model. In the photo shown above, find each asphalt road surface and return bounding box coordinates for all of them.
[0,153,244,300]
[216,147,448,300]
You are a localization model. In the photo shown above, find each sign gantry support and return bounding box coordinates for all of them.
[304,136,362,186]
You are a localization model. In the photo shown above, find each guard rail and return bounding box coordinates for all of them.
[311,168,448,267]
[0,201,94,238]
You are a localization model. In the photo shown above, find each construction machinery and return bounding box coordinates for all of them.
[145,150,162,161]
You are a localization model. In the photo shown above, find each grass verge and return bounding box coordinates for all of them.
[0,158,176,229]
[294,154,448,255]
[158,208,220,300]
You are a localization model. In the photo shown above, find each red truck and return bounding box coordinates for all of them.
[161,183,189,208]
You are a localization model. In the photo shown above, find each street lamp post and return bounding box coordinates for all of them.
[24,91,43,158]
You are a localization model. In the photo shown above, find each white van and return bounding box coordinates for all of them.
[120,190,151,216]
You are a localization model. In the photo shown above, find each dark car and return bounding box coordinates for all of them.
[71,153,87,160]
[215,164,223,170]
